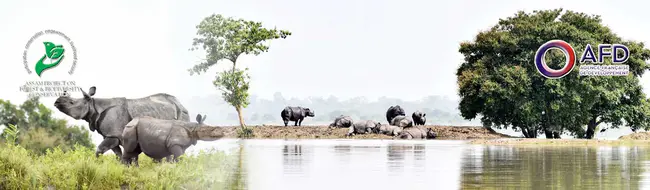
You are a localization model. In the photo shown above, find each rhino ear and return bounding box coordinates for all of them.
[423,113,426,117]
[202,115,207,123]
[80,88,90,99]
[196,114,202,123]
[88,86,96,96]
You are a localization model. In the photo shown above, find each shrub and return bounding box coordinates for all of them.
[0,143,241,190]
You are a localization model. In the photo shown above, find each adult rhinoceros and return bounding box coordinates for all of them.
[53,86,190,159]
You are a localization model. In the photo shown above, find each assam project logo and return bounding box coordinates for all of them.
[19,30,81,97]
[534,40,630,79]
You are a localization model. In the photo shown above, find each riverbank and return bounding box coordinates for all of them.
[213,125,513,139]
[469,138,650,146]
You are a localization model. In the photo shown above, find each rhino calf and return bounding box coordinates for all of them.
[386,105,406,123]
[373,124,403,136]
[281,106,315,126]
[120,114,225,166]
[329,115,353,128]
[398,126,436,139]
[390,115,414,128]
[412,111,426,125]
[347,120,381,136]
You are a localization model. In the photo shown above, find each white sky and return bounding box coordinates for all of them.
[0,0,649,144]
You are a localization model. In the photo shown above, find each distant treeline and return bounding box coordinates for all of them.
[184,92,480,126]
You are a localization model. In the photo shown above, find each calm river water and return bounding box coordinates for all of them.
[186,139,650,190]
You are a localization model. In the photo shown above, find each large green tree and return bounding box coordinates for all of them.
[457,9,650,138]
[189,14,291,134]
[0,96,94,154]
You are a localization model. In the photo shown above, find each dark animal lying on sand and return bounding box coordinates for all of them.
[390,115,414,128]
[347,120,381,136]
[329,115,353,128]
[373,124,403,136]
[397,126,436,139]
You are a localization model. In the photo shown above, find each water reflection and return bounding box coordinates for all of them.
[460,145,650,189]
[333,145,351,154]
[243,140,465,190]
[215,139,650,190]
[282,144,310,175]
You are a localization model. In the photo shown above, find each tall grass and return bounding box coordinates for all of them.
[0,125,244,189]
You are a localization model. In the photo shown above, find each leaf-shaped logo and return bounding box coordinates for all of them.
[35,41,65,77]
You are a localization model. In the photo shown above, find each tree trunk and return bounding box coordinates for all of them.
[235,106,246,128]
[544,127,553,139]
[521,127,530,138]
[522,126,537,138]
[528,127,537,138]
[553,132,560,139]
[584,117,598,139]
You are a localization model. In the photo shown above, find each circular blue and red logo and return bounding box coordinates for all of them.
[534,40,576,79]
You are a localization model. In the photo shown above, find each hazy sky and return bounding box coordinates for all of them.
[0,0,649,144]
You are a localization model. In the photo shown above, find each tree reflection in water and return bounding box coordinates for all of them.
[460,146,650,189]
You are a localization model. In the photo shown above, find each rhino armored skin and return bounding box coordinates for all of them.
[373,124,403,136]
[398,126,436,139]
[53,86,190,159]
[329,115,353,128]
[412,111,426,126]
[121,114,225,166]
[390,115,414,128]
[280,106,315,126]
[386,105,406,123]
[347,120,380,136]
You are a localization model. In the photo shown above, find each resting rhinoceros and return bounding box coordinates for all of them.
[347,120,380,136]
[412,111,426,125]
[373,124,402,136]
[53,86,190,159]
[329,115,353,128]
[390,115,414,128]
[120,114,225,166]
[386,105,406,124]
[398,126,436,139]
[280,106,315,126]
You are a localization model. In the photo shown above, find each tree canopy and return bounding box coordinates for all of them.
[456,9,650,138]
[0,96,94,154]
[188,14,291,75]
[189,13,291,136]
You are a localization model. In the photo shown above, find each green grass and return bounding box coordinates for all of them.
[237,127,254,139]
[0,143,243,190]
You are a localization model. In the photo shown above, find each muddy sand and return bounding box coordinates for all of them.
[208,125,513,140]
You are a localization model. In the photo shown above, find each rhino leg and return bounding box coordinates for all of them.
[111,146,123,159]
[121,145,141,167]
[294,120,298,126]
[283,119,289,127]
[298,118,304,126]
[169,145,185,163]
[96,137,120,158]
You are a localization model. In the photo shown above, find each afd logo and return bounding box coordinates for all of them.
[534,40,630,79]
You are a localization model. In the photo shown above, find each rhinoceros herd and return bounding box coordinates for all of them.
[328,105,436,139]
[53,87,435,166]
